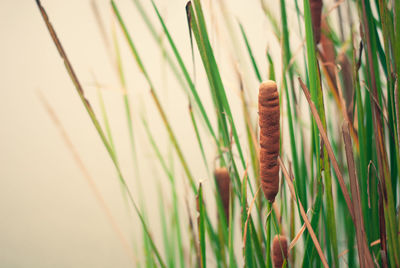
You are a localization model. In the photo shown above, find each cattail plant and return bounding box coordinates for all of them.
[36,0,400,266]
[258,81,280,203]
[214,167,231,222]
[272,235,288,268]
[310,0,323,43]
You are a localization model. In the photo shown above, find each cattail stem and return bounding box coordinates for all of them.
[265,202,273,267]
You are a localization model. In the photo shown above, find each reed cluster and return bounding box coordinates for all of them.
[36,0,400,266]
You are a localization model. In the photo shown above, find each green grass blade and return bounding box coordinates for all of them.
[149,0,218,146]
[188,101,209,174]
[191,0,247,170]
[238,22,262,82]
[303,0,339,265]
[112,25,140,171]
[280,0,307,210]
[267,52,276,80]
[158,187,175,268]
[111,0,196,190]
[95,85,117,153]
[197,184,206,268]
[142,118,184,267]
[359,0,400,264]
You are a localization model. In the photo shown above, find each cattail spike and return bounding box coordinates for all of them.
[258,81,280,202]
[310,0,323,44]
[214,167,231,222]
[338,52,355,121]
[272,235,288,268]
[320,18,336,88]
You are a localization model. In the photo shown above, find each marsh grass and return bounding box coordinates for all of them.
[36,0,399,266]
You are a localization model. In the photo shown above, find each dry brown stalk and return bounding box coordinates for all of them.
[298,77,356,221]
[278,157,329,268]
[342,122,374,267]
[37,91,136,264]
[289,223,306,252]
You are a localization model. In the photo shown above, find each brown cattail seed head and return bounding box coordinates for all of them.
[320,19,336,86]
[258,81,280,202]
[272,235,288,268]
[310,0,323,44]
[214,167,231,222]
[338,52,355,121]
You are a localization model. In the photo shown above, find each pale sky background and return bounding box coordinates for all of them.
[0,0,309,266]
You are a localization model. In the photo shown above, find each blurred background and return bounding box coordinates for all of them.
[0,0,289,266]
